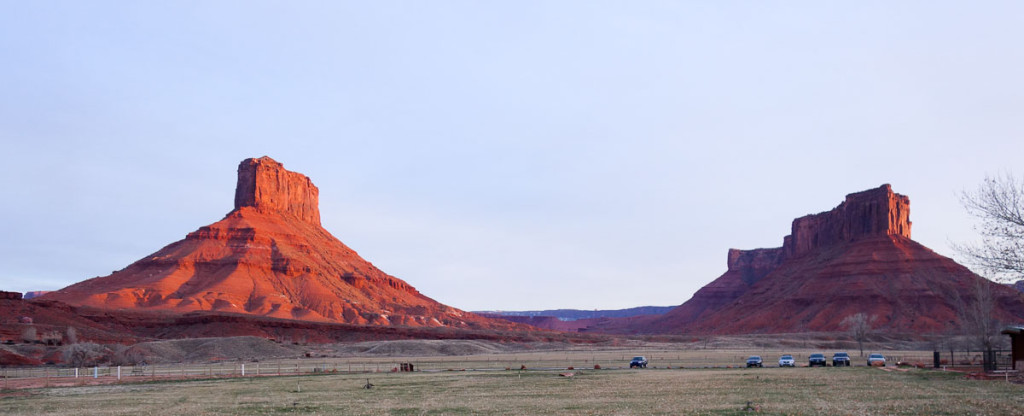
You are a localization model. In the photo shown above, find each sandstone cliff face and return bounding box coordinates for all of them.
[587,184,1024,335]
[234,157,320,226]
[679,185,911,319]
[43,157,520,331]
[784,184,911,258]
[727,248,785,286]
[659,235,1024,334]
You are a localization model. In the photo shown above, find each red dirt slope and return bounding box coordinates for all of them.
[42,157,521,331]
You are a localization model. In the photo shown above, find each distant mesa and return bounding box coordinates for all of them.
[585,184,1024,335]
[0,291,23,300]
[477,306,674,331]
[42,156,519,330]
[476,306,674,321]
[22,291,49,300]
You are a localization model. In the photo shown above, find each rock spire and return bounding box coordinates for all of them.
[233,156,320,225]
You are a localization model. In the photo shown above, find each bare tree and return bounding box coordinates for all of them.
[841,313,877,356]
[41,330,62,346]
[20,326,37,343]
[955,173,1024,282]
[66,326,78,344]
[956,280,1001,370]
[62,343,106,367]
[110,344,144,366]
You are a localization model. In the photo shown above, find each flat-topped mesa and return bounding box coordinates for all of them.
[783,184,911,258]
[233,156,320,225]
[0,291,23,300]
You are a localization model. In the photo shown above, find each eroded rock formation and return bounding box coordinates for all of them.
[784,184,911,258]
[587,184,1024,335]
[42,157,520,330]
[660,185,913,326]
[234,156,320,225]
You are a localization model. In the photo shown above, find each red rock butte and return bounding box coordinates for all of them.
[234,157,321,226]
[587,184,1024,335]
[43,157,517,330]
[784,184,911,258]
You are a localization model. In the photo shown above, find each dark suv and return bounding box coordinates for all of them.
[809,353,827,367]
[630,356,648,368]
[832,352,851,367]
[746,356,763,368]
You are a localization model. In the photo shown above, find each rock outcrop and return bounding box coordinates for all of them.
[0,291,23,300]
[42,157,521,331]
[644,186,913,329]
[234,156,320,225]
[784,184,911,258]
[586,184,1024,335]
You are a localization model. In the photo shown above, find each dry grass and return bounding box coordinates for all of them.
[2,366,1022,415]
[1,340,1015,414]
[0,344,990,387]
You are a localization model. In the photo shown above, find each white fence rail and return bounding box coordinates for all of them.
[0,349,1012,388]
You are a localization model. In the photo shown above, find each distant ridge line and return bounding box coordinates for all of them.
[473,306,673,321]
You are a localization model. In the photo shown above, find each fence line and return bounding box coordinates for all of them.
[0,349,1013,386]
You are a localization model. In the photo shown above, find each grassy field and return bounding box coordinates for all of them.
[2,365,1021,415]
[0,346,969,382]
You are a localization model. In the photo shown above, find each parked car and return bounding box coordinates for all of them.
[630,356,648,368]
[778,354,795,367]
[867,353,886,367]
[746,355,763,368]
[809,353,827,367]
[832,352,851,367]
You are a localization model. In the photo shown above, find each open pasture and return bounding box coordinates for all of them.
[0,344,975,384]
[2,363,1021,415]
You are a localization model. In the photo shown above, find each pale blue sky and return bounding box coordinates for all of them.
[2,1,1023,311]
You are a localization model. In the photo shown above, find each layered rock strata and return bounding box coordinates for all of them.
[670,185,913,324]
[784,184,911,258]
[589,184,1024,334]
[234,157,320,226]
[43,157,519,330]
